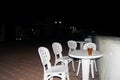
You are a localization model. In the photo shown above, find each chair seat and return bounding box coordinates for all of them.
[47,65,68,73]
[52,42,75,72]
[57,56,73,63]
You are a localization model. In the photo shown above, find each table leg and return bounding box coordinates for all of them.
[82,59,90,80]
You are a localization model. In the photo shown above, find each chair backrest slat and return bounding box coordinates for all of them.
[83,42,96,50]
[84,38,92,43]
[38,47,52,69]
[67,40,77,52]
[52,42,63,60]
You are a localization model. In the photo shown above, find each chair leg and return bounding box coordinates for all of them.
[76,60,81,76]
[72,60,75,72]
[50,78,53,80]
[62,73,66,80]
[94,60,97,72]
[90,60,94,78]
[44,75,47,80]
[54,61,57,66]
[66,71,70,80]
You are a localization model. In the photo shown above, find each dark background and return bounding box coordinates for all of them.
[1,14,119,42]
[1,15,118,31]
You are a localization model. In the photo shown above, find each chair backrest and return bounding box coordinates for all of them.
[38,47,52,70]
[67,40,77,52]
[83,42,96,50]
[84,38,92,43]
[52,42,63,60]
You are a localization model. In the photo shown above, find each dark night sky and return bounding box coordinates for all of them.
[2,15,105,25]
[1,15,119,31]
[1,4,119,38]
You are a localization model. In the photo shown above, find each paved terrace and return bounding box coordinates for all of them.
[0,41,99,80]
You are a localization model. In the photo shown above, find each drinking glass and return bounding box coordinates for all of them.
[87,48,93,56]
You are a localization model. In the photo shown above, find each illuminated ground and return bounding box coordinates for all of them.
[0,41,99,80]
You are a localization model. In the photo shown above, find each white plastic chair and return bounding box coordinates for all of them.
[52,42,75,72]
[83,42,97,78]
[67,40,77,52]
[67,40,80,73]
[38,47,69,80]
[67,40,82,76]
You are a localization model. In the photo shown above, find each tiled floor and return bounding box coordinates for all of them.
[0,41,99,80]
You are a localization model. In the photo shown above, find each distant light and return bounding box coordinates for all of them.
[32,29,34,31]
[55,21,57,24]
[73,26,74,29]
[59,21,62,24]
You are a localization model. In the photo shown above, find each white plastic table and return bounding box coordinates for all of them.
[69,50,103,80]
